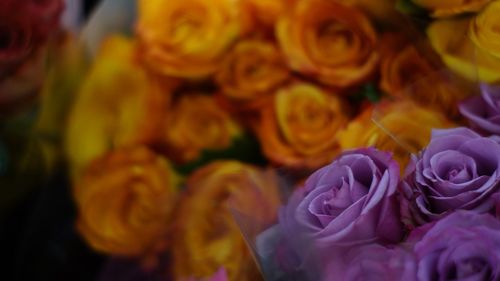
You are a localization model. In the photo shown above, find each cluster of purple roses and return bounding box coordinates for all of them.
[276,84,500,281]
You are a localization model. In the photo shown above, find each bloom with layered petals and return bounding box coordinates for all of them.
[428,2,500,83]
[74,147,178,257]
[172,161,280,281]
[280,148,402,262]
[402,127,500,227]
[338,101,452,170]
[137,0,241,78]
[256,82,350,170]
[215,39,289,111]
[276,0,378,88]
[408,211,500,281]
[164,94,242,164]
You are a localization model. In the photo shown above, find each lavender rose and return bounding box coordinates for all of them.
[401,127,500,227]
[460,84,500,135]
[323,244,417,281]
[279,147,402,259]
[408,211,500,281]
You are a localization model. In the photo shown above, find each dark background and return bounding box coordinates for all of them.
[1,2,106,280]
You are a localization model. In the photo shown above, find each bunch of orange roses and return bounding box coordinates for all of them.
[63,0,488,280]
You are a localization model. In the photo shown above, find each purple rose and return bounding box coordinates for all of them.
[322,244,417,281]
[401,127,500,227]
[279,147,402,259]
[460,84,500,135]
[408,211,500,281]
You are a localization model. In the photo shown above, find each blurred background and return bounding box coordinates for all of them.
[0,2,108,281]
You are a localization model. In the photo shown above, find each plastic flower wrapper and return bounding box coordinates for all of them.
[338,100,453,172]
[170,161,281,281]
[229,146,408,281]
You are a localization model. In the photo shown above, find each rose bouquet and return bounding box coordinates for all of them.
[50,0,500,280]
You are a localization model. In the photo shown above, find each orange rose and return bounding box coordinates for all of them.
[137,0,241,78]
[255,82,350,169]
[74,147,178,257]
[165,94,242,164]
[215,39,289,111]
[338,101,453,170]
[380,33,472,116]
[412,0,491,17]
[276,0,378,88]
[171,161,280,281]
[65,36,171,178]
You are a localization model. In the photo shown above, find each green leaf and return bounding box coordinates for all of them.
[396,0,429,16]
[174,134,266,176]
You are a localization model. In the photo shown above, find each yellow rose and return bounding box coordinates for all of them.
[276,0,378,88]
[215,39,289,111]
[171,161,280,281]
[65,36,172,179]
[137,0,241,78]
[338,101,453,170]
[74,147,178,257]
[165,94,242,164]
[469,1,500,59]
[255,82,350,170]
[379,33,472,116]
[428,1,500,83]
[412,0,491,17]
